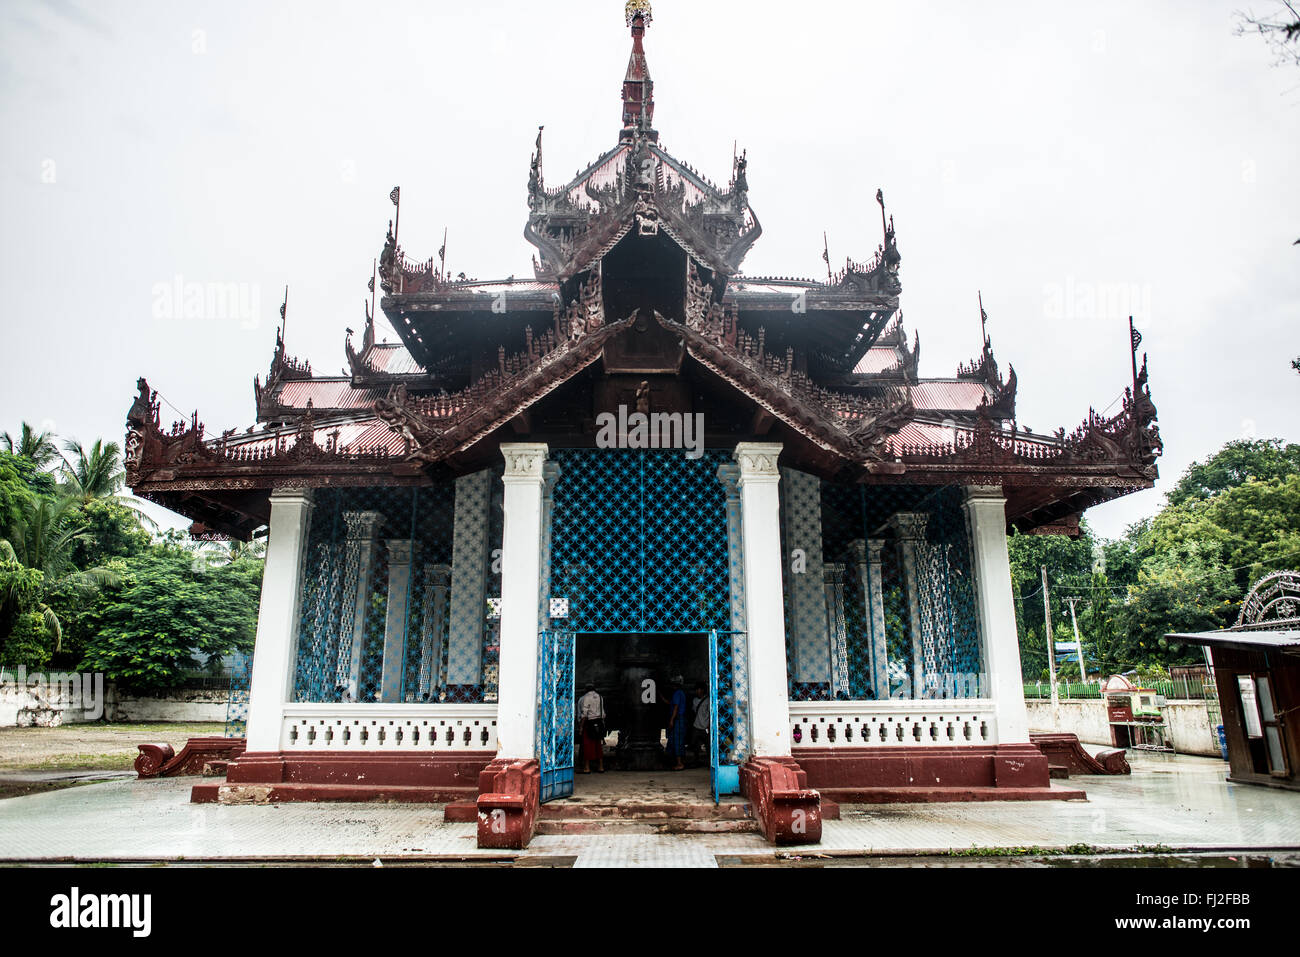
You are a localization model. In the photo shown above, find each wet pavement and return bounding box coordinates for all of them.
[0,750,1295,866]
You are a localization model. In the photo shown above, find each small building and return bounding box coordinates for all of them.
[1101,674,1171,751]
[1171,571,1300,790]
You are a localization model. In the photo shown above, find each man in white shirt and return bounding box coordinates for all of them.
[578,684,605,773]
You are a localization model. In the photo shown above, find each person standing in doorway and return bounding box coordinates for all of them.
[666,676,687,771]
[690,682,709,768]
[578,683,606,774]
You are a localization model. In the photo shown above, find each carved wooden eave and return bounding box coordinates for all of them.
[658,313,914,470]
[375,313,639,467]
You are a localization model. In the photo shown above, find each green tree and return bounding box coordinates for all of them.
[1148,473,1300,593]
[1115,539,1238,664]
[80,547,263,693]
[60,438,156,530]
[0,452,36,542]
[1166,439,1300,507]
[1007,523,1098,678]
[0,495,119,654]
[1,423,60,470]
[3,612,53,670]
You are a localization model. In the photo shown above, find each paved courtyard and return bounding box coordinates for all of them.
[0,751,1296,867]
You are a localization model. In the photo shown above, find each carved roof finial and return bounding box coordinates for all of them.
[621,1,656,142]
[626,0,652,28]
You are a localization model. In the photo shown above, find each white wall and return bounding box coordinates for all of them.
[0,680,229,728]
[1025,698,1221,758]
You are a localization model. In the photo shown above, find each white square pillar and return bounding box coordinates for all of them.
[245,488,314,753]
[734,443,792,757]
[496,444,549,760]
[963,486,1029,744]
[888,512,930,699]
[379,540,413,702]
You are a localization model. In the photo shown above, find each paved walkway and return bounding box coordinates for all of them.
[0,752,1296,866]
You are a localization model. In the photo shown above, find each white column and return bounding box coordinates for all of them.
[734,443,791,757]
[342,510,384,701]
[888,513,929,699]
[418,564,451,701]
[780,467,830,686]
[716,462,751,756]
[823,563,849,698]
[537,462,561,635]
[849,539,891,700]
[447,471,492,688]
[379,540,413,702]
[716,463,747,635]
[963,486,1028,744]
[245,488,314,753]
[496,444,549,760]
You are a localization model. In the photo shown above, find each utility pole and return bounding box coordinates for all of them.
[1042,565,1058,709]
[1066,596,1087,688]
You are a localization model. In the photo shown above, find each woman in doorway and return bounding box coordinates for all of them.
[666,676,687,771]
[578,683,606,773]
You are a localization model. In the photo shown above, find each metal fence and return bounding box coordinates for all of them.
[1023,677,1216,701]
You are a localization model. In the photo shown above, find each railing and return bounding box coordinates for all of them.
[1022,678,1216,701]
[1023,681,1103,700]
[280,704,497,752]
[789,700,998,749]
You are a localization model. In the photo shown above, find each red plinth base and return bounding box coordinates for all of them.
[136,737,246,778]
[740,756,823,846]
[192,750,495,804]
[793,743,1082,803]
[1030,733,1130,775]
[475,759,541,850]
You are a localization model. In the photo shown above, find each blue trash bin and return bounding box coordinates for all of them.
[1216,724,1229,761]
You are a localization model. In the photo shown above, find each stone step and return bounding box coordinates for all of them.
[536,817,760,836]
[539,801,752,821]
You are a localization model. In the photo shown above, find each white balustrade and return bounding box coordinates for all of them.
[280,704,497,752]
[789,700,998,749]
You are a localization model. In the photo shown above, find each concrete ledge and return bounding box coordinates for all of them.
[818,785,1087,804]
[794,743,1057,793]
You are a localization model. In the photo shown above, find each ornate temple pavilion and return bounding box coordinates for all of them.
[125,2,1161,847]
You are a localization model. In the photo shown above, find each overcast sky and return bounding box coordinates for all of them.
[1,0,1296,540]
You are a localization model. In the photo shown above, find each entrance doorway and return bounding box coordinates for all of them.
[574,634,709,774]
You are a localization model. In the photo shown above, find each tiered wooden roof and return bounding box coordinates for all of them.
[126,4,1160,541]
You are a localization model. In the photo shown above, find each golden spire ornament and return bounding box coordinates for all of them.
[626,0,652,28]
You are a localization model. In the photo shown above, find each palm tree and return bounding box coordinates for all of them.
[60,438,157,531]
[192,537,267,570]
[0,495,120,651]
[1,423,60,469]
[61,439,125,501]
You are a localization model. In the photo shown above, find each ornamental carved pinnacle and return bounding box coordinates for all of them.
[715,462,741,500]
[502,443,550,480]
[733,442,782,479]
[887,512,929,542]
[344,510,385,541]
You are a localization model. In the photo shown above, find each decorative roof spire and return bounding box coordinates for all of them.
[621,1,657,143]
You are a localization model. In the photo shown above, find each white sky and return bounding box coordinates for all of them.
[1,0,1296,540]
